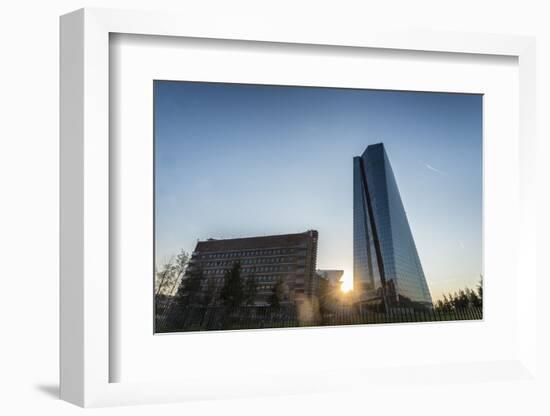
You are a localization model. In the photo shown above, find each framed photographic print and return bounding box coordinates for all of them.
[153,81,483,334]
[60,8,538,408]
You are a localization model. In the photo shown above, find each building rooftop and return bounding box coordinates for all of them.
[361,142,384,158]
[194,230,318,253]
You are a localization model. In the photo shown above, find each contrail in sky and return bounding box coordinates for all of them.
[425,163,448,176]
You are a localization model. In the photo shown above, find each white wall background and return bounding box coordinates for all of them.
[0,0,548,415]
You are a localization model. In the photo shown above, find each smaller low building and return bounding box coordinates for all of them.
[317,270,344,289]
[316,269,345,312]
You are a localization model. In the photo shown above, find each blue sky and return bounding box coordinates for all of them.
[154,81,482,300]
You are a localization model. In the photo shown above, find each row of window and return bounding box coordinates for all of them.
[245,266,292,273]
[203,257,294,267]
[197,282,275,291]
[199,248,297,260]
[200,276,282,286]
[204,266,290,276]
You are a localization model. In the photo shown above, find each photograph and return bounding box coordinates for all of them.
[153,81,483,333]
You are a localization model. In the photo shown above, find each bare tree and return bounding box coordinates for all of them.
[155,250,189,296]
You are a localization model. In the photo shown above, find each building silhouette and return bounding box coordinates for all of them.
[353,143,432,309]
[316,269,344,288]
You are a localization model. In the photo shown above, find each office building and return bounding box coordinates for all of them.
[353,143,432,308]
[184,230,319,306]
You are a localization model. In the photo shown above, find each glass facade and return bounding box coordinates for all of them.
[353,143,432,308]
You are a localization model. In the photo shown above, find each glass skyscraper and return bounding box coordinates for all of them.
[353,143,433,309]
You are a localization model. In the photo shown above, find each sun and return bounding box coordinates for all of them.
[340,271,353,293]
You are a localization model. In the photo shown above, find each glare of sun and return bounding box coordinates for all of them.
[340,271,353,293]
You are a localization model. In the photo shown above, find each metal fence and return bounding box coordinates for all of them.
[156,304,482,333]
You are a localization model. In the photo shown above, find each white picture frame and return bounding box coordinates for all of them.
[60,7,537,408]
